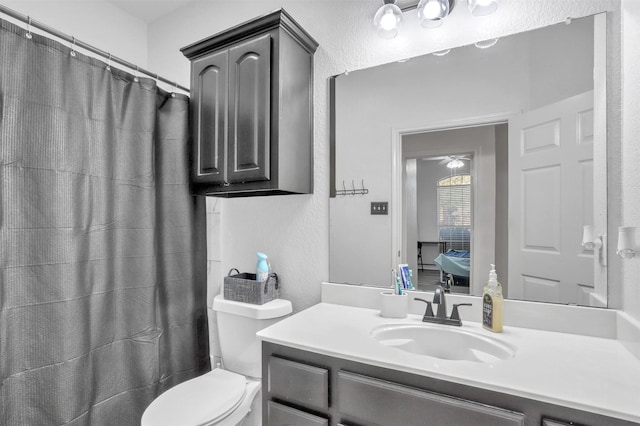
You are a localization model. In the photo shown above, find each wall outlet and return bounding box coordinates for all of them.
[371,202,388,215]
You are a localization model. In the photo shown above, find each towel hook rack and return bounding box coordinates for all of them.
[335,179,369,196]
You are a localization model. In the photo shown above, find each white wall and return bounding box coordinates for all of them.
[1,1,148,68]
[621,0,640,320]
[417,160,456,243]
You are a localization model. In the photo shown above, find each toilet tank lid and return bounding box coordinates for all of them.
[213,294,292,319]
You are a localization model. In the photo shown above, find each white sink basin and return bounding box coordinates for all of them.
[371,323,516,363]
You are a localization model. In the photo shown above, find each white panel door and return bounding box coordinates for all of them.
[508,91,594,304]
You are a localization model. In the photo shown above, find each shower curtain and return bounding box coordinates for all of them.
[0,19,209,425]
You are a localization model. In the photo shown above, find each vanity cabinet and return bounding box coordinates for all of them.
[262,342,636,426]
[181,9,318,197]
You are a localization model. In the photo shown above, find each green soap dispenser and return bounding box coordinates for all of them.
[482,264,504,333]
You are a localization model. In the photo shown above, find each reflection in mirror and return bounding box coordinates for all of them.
[413,154,474,294]
[330,14,608,307]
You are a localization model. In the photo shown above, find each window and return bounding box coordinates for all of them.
[437,174,471,250]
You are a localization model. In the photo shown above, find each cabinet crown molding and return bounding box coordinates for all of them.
[181,8,318,60]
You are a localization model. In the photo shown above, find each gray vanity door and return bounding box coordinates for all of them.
[267,356,330,411]
[267,401,329,426]
[338,371,525,426]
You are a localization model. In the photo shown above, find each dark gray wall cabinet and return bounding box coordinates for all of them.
[181,9,318,197]
[263,342,636,426]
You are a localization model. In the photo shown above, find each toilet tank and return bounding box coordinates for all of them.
[212,295,292,379]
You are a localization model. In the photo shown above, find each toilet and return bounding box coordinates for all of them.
[141,294,292,426]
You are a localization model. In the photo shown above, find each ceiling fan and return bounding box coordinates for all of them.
[421,155,471,168]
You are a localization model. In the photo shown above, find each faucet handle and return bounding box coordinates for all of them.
[450,303,473,323]
[414,297,434,319]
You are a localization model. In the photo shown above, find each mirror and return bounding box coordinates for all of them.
[330,14,608,307]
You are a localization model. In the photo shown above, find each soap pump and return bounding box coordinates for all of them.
[256,252,270,282]
[482,264,503,333]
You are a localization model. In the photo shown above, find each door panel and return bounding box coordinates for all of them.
[192,50,228,184]
[508,91,594,303]
[227,33,271,184]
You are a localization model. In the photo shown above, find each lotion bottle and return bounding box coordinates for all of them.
[482,264,503,333]
[256,252,269,282]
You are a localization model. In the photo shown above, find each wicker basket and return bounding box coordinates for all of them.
[223,268,280,305]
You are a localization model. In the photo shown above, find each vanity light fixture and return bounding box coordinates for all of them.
[616,226,637,259]
[374,0,498,38]
[373,0,403,39]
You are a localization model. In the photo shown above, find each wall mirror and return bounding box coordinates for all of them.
[329,13,609,308]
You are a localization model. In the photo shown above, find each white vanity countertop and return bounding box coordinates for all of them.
[257,302,640,423]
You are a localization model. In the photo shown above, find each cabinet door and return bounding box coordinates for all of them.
[338,371,525,426]
[191,50,228,185]
[227,33,271,184]
[267,401,329,426]
[268,356,330,412]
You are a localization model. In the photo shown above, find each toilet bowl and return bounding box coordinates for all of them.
[141,296,292,426]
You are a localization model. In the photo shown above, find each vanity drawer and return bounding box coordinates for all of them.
[268,356,330,411]
[267,401,329,426]
[337,371,525,426]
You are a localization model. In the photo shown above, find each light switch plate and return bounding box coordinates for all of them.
[371,202,388,215]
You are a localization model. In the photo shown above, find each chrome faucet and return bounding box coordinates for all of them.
[414,286,472,326]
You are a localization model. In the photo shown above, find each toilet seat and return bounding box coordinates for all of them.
[141,369,249,426]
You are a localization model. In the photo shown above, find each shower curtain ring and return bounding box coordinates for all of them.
[106,53,111,71]
[171,81,178,97]
[25,16,33,39]
[70,36,77,57]
[134,66,139,82]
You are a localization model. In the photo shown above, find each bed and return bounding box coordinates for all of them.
[433,249,470,287]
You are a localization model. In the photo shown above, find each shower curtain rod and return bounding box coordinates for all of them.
[0,4,190,93]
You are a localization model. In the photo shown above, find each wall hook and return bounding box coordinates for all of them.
[70,36,77,57]
[25,16,32,39]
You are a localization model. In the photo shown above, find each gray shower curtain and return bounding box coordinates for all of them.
[0,19,209,425]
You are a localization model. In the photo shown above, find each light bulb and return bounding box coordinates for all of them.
[422,1,442,19]
[417,0,449,28]
[380,10,398,30]
[468,0,498,16]
[373,2,403,39]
